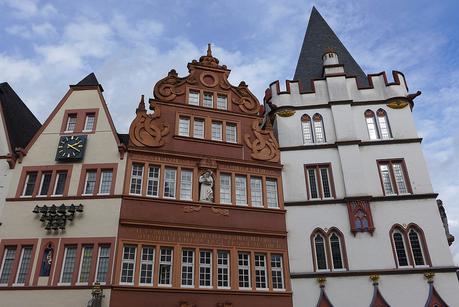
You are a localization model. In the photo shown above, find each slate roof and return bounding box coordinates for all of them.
[294,7,368,91]
[70,73,104,92]
[0,83,41,152]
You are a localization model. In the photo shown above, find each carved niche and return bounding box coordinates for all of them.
[346,200,375,235]
[244,119,280,163]
[152,44,260,115]
[129,95,169,147]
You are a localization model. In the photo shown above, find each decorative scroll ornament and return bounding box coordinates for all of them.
[232,81,260,114]
[244,119,280,162]
[129,95,169,147]
[153,69,186,101]
[183,205,202,213]
[211,207,229,216]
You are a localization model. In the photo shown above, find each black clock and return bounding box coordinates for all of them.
[55,135,87,161]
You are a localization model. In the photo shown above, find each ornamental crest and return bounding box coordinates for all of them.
[244,119,280,162]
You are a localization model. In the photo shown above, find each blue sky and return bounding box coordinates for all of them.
[1,0,459,263]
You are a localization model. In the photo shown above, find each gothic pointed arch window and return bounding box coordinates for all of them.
[329,232,344,270]
[311,228,348,271]
[301,114,313,144]
[313,232,328,270]
[391,227,409,267]
[312,113,326,143]
[365,110,379,140]
[390,224,431,268]
[407,225,430,267]
[376,109,392,139]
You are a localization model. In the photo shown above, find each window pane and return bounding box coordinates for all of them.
[23,172,38,196]
[220,174,232,204]
[313,118,325,143]
[61,246,77,283]
[217,94,227,110]
[199,251,212,287]
[130,164,143,195]
[314,235,327,270]
[147,166,160,197]
[235,176,247,205]
[38,173,52,196]
[320,168,332,198]
[225,123,237,143]
[302,121,313,144]
[121,246,136,284]
[193,118,205,139]
[330,233,343,269]
[379,164,395,195]
[393,232,409,266]
[159,248,173,285]
[366,116,379,140]
[254,254,267,289]
[54,172,67,196]
[99,170,113,194]
[188,90,200,105]
[392,163,408,194]
[238,253,250,288]
[140,246,154,285]
[180,169,193,200]
[66,114,77,132]
[308,169,319,199]
[378,113,392,139]
[181,249,194,286]
[250,177,263,207]
[179,117,190,137]
[15,247,33,285]
[211,122,222,141]
[84,113,95,131]
[84,170,97,195]
[96,246,110,283]
[203,92,213,108]
[266,179,279,208]
[409,230,425,266]
[217,251,230,288]
[271,254,284,289]
[78,246,93,283]
[0,247,16,284]
[164,168,177,198]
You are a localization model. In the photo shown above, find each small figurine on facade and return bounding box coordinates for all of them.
[39,243,54,276]
[199,170,214,202]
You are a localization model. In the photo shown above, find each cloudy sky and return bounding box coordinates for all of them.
[1,0,458,263]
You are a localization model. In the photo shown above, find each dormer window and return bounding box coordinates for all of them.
[217,95,227,110]
[203,92,213,108]
[188,90,200,106]
[83,113,95,132]
[65,114,77,132]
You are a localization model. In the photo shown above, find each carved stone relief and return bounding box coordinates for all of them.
[244,119,280,163]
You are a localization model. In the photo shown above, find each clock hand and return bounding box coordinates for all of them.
[67,143,81,152]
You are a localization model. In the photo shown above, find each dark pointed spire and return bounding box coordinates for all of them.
[71,72,104,92]
[294,7,368,91]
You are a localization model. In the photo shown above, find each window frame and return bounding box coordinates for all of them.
[217,250,230,289]
[95,245,111,284]
[79,164,117,197]
[76,245,94,285]
[61,109,99,134]
[254,253,268,290]
[311,228,348,272]
[83,113,96,132]
[129,163,144,196]
[178,116,191,137]
[158,247,173,287]
[180,249,195,288]
[198,250,212,288]
[389,224,431,268]
[377,159,412,196]
[138,246,155,286]
[304,164,336,200]
[17,166,73,199]
[59,245,78,285]
[270,254,285,291]
[237,252,251,290]
[120,245,137,285]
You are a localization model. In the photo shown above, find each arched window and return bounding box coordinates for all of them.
[365,110,379,140]
[376,109,392,139]
[301,114,313,144]
[314,234,328,270]
[407,226,429,266]
[312,113,326,143]
[329,232,344,270]
[392,229,409,267]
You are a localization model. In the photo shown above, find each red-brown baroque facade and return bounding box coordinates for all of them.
[110,46,292,307]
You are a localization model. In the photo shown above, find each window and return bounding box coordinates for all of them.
[99,170,113,195]
[164,168,177,198]
[254,254,267,289]
[180,169,193,201]
[77,246,93,284]
[147,166,160,197]
[199,250,212,288]
[84,113,96,131]
[235,176,247,205]
[377,109,392,139]
[188,90,200,106]
[390,225,430,268]
[211,121,223,141]
[217,251,230,288]
[203,92,213,108]
[329,233,344,270]
[365,110,379,140]
[60,246,77,284]
[179,117,190,137]
[53,172,67,196]
[158,248,173,286]
[312,229,348,271]
[65,114,77,132]
[305,164,334,200]
[38,172,52,196]
[193,118,205,139]
[14,247,32,285]
[181,249,194,287]
[0,247,16,285]
[220,173,232,204]
[312,113,326,143]
[392,230,409,267]
[226,123,237,143]
[130,164,144,195]
[83,170,97,195]
[250,177,263,207]
[313,234,327,270]
[139,246,154,285]
[238,253,250,289]
[378,160,410,195]
[95,246,110,283]
[22,172,37,196]
[271,254,284,290]
[408,229,425,266]
[365,109,392,140]
[266,179,279,208]
[301,114,313,144]
[120,246,136,284]
[217,94,227,110]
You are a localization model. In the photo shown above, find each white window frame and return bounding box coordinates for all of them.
[235,175,247,206]
[65,114,77,133]
[217,251,230,289]
[95,245,110,284]
[22,172,38,197]
[271,254,285,291]
[408,229,428,268]
[83,113,96,132]
[129,164,144,195]
[211,121,223,141]
[158,248,173,287]
[146,165,160,197]
[219,173,232,204]
[178,117,190,137]
[254,254,268,290]
[203,92,213,108]
[37,172,52,197]
[14,246,33,286]
[199,250,212,288]
[120,245,136,285]
[266,178,279,208]
[313,234,329,272]
[0,247,16,286]
[250,177,263,207]
[98,170,113,195]
[59,246,77,285]
[225,123,237,143]
[193,118,205,139]
[188,90,200,106]
[163,168,177,199]
[139,246,155,286]
[379,164,396,195]
[180,169,193,201]
[329,233,345,271]
[83,170,97,195]
[217,94,228,110]
[392,230,410,268]
[301,119,314,144]
[306,168,320,200]
[76,245,93,285]
[52,171,67,196]
[238,252,251,290]
[377,110,392,139]
[180,249,194,288]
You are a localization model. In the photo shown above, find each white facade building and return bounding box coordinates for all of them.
[267,7,459,307]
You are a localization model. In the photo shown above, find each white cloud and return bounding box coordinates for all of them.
[6,22,57,39]
[0,0,56,18]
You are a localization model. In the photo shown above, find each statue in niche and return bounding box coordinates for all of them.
[39,243,54,276]
[199,170,214,202]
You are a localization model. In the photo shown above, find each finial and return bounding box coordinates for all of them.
[137,95,145,112]
[369,275,380,285]
[317,277,327,288]
[207,43,212,56]
[424,272,435,283]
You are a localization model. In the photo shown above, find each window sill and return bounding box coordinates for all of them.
[273,288,286,292]
[158,284,172,288]
[57,283,71,286]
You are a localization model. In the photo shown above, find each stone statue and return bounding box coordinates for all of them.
[199,170,214,202]
[39,244,53,276]
[437,199,455,245]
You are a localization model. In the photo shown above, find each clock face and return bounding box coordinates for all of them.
[55,135,87,161]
